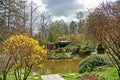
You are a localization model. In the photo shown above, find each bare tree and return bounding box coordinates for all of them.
[0,54,14,80]
[0,0,28,39]
[27,1,39,37]
[0,0,28,80]
[38,12,51,44]
[88,1,120,76]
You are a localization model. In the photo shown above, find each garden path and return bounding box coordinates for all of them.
[41,74,64,80]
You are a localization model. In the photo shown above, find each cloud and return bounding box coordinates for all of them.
[41,0,84,17]
[52,16,78,24]
[30,0,117,24]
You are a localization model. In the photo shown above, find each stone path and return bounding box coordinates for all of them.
[41,74,64,80]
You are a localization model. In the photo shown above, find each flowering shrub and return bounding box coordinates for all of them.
[2,34,47,80]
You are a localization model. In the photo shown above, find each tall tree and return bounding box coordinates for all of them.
[69,21,77,34]
[27,1,39,37]
[48,19,68,42]
[76,12,84,33]
[60,19,69,35]
[0,0,28,39]
[38,12,51,44]
[88,1,120,76]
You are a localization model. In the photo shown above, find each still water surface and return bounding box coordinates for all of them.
[33,58,81,75]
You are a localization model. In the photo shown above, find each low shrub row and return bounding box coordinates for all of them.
[47,50,72,59]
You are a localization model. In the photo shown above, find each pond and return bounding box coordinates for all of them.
[33,58,82,75]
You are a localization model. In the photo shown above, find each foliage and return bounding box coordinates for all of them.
[69,21,77,34]
[65,42,81,52]
[81,46,91,51]
[78,54,111,73]
[64,41,95,57]
[47,50,72,59]
[97,44,105,54]
[1,34,47,80]
[88,1,120,76]
[48,20,68,42]
[76,12,85,34]
[58,33,88,44]
[59,33,96,51]
[54,52,72,59]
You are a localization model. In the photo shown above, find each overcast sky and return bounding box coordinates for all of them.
[29,0,116,23]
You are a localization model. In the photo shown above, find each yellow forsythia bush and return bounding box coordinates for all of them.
[2,34,47,67]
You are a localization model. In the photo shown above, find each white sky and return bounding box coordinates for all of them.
[30,0,116,10]
[29,0,116,23]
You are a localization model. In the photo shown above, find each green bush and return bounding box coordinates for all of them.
[79,46,93,57]
[54,52,72,59]
[78,54,111,73]
[81,46,91,51]
[47,50,72,59]
[97,44,105,54]
[65,42,81,52]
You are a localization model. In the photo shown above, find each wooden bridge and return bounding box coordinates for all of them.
[41,74,64,80]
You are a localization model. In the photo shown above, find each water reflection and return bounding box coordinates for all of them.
[33,58,81,75]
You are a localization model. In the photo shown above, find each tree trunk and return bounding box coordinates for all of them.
[3,74,7,80]
[23,78,27,80]
[118,70,120,77]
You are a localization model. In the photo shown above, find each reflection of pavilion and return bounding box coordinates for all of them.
[47,41,71,50]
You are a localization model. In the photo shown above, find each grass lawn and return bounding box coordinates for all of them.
[0,71,42,80]
[61,67,120,80]
[0,67,119,80]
